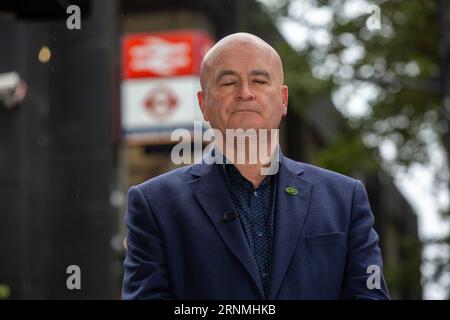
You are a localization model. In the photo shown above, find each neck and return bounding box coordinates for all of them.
[215,140,280,188]
[234,163,266,188]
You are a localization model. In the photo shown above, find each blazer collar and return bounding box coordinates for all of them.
[189,158,265,299]
[269,156,312,299]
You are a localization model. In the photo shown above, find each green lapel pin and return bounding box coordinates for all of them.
[285,186,299,196]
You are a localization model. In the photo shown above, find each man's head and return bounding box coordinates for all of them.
[197,33,288,133]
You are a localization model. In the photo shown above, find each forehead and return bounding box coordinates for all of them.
[210,47,278,77]
[200,38,284,89]
[215,69,271,82]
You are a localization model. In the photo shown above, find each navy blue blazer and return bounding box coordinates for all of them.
[122,153,390,300]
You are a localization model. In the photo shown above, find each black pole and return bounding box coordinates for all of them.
[0,0,120,298]
[438,0,450,169]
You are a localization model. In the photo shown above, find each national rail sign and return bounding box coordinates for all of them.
[121,30,213,145]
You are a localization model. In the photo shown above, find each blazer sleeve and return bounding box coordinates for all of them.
[341,180,391,300]
[122,185,173,300]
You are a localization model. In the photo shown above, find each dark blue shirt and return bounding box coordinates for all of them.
[221,163,278,298]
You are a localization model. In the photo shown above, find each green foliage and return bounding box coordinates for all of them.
[276,42,328,114]
[384,235,422,299]
[312,129,379,175]
[266,0,444,169]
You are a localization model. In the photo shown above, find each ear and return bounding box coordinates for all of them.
[197,90,209,121]
[281,85,288,116]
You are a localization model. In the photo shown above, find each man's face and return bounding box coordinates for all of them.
[197,42,288,133]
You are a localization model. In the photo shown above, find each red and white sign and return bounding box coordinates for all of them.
[144,86,178,119]
[121,30,214,144]
[122,30,213,79]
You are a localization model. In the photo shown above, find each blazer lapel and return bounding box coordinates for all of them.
[189,161,265,299]
[269,156,313,299]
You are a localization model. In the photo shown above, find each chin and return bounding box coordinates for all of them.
[228,116,266,131]
[230,123,265,132]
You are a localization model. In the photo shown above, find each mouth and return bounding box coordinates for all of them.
[231,109,259,115]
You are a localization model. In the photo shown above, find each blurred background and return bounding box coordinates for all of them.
[0,0,449,299]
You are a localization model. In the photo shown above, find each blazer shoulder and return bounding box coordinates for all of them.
[284,157,358,188]
[133,164,194,193]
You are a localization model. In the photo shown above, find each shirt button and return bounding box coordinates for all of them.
[262,272,268,278]
[253,191,258,197]
[257,232,263,237]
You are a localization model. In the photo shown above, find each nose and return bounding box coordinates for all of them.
[236,82,255,101]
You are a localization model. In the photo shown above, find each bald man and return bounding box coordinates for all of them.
[122,33,390,300]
